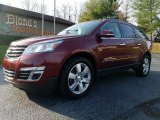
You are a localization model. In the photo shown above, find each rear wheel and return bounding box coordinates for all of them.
[135,55,151,77]
[59,57,94,99]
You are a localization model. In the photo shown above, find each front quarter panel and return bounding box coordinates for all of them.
[55,36,98,70]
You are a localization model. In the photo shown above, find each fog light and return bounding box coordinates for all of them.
[18,66,45,81]
[32,73,41,80]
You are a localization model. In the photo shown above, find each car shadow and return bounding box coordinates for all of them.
[26,70,160,120]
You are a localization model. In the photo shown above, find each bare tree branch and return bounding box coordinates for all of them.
[73,1,78,22]
[31,1,39,12]
[39,3,48,14]
[22,0,31,11]
[22,0,48,14]
[61,4,68,19]
[68,4,73,21]
[56,9,62,18]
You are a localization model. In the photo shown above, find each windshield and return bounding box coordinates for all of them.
[58,21,101,36]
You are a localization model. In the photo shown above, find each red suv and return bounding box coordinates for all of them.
[3,19,152,99]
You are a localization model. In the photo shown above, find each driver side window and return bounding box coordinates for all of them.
[101,22,121,38]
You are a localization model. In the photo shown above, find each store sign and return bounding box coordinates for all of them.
[6,13,38,28]
[0,13,54,36]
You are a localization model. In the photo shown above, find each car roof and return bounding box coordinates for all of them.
[80,19,135,27]
[103,18,136,27]
[86,18,136,27]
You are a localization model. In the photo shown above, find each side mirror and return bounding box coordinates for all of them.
[99,30,115,38]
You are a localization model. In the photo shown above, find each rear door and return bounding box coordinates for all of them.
[132,27,150,61]
[118,23,140,64]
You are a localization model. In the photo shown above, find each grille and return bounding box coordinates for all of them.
[3,68,15,81]
[6,46,27,59]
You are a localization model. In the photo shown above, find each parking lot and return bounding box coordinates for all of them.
[0,54,160,120]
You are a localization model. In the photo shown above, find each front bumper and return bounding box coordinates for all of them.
[2,52,66,93]
[7,77,58,94]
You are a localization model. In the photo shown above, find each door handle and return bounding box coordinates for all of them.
[120,43,126,46]
[138,43,141,46]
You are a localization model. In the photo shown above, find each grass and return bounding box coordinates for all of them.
[152,42,160,54]
[0,35,24,45]
[0,45,8,64]
[0,35,24,65]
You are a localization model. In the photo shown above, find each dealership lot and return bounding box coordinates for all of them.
[0,54,160,120]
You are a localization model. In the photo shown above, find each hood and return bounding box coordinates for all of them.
[10,35,78,46]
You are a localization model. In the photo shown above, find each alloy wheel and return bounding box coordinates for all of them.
[143,57,150,75]
[68,63,91,95]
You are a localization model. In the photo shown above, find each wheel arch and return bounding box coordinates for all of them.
[144,51,152,62]
[59,52,97,82]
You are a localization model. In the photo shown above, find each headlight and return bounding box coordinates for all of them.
[23,40,63,55]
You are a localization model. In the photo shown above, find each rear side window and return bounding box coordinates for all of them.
[101,22,121,38]
[120,24,136,38]
[133,27,148,40]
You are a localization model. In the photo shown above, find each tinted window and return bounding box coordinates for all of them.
[133,27,148,39]
[101,22,121,38]
[58,21,101,36]
[120,24,135,38]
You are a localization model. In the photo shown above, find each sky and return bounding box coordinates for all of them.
[0,0,136,24]
[0,0,87,16]
[1,0,152,25]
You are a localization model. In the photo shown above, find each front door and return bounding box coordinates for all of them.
[96,22,132,69]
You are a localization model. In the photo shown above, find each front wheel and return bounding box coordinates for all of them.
[135,55,151,77]
[59,57,94,99]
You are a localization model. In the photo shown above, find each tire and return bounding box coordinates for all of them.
[135,55,151,77]
[59,57,94,99]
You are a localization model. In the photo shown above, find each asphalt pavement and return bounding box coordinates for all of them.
[0,54,160,120]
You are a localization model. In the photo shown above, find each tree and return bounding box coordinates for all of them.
[22,0,31,11]
[60,3,77,22]
[79,0,115,22]
[56,9,62,18]
[61,4,68,20]
[30,1,39,12]
[118,0,132,21]
[132,0,160,40]
[68,4,73,21]
[39,3,48,14]
[112,0,132,22]
[112,0,124,20]
[73,2,78,22]
[123,0,131,21]
[22,0,47,14]
[79,3,84,17]
[57,2,84,23]
[112,0,120,17]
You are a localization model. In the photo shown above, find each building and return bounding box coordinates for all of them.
[0,4,74,44]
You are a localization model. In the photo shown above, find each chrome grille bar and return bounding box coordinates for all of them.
[6,46,27,59]
[3,68,15,81]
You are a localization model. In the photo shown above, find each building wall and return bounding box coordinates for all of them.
[0,4,74,45]
[0,12,70,38]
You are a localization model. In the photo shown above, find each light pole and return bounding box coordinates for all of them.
[42,0,44,36]
[54,0,56,35]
